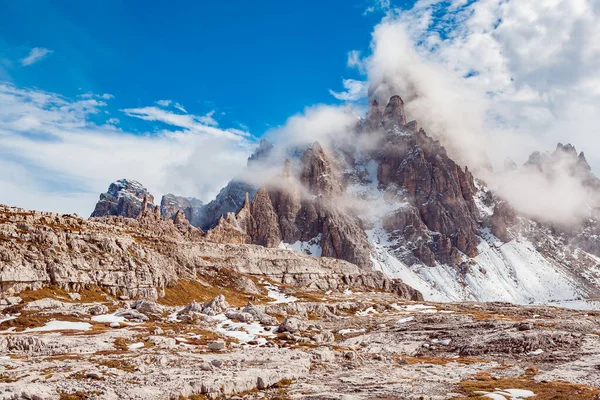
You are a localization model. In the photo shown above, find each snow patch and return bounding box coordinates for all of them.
[25,321,91,332]
[370,224,587,306]
[214,315,276,344]
[128,342,144,350]
[265,283,298,304]
[278,234,322,257]
[91,314,126,324]
[338,328,366,336]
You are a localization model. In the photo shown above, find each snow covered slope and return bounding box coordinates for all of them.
[369,225,591,305]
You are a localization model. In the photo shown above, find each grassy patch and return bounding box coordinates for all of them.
[160,271,269,307]
[58,390,101,400]
[452,371,600,399]
[113,337,130,351]
[18,284,110,304]
[402,356,489,366]
[95,358,136,373]
[0,374,19,383]
[0,311,81,331]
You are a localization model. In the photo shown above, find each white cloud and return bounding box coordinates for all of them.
[364,0,391,15]
[0,83,254,216]
[21,47,53,66]
[122,106,246,141]
[174,102,187,113]
[197,110,217,126]
[329,79,368,101]
[347,50,365,72]
[344,0,600,223]
[156,99,187,113]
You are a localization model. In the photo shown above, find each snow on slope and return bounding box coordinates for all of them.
[369,224,587,305]
[278,234,323,257]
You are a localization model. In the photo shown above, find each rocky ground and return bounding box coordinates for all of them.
[1,282,600,400]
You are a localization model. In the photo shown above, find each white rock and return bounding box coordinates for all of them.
[208,341,226,350]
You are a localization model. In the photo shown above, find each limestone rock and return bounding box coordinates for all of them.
[202,295,230,316]
[160,194,203,222]
[278,317,305,333]
[91,179,155,218]
[131,299,164,317]
[0,205,422,302]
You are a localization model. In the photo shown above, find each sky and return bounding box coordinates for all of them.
[1,0,600,218]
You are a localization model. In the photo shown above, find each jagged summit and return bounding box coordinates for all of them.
[364,95,415,137]
[160,194,203,222]
[90,179,155,218]
[247,138,274,166]
[84,96,600,307]
[524,142,595,180]
[383,94,407,126]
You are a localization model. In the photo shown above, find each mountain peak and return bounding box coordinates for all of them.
[248,138,274,166]
[91,178,154,218]
[383,95,407,126]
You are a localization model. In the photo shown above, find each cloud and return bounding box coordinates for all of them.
[329,79,368,101]
[21,47,53,66]
[197,110,217,126]
[364,0,391,15]
[122,106,245,140]
[156,99,187,113]
[0,83,255,216]
[332,0,600,224]
[264,105,358,150]
[156,99,172,107]
[173,102,187,113]
[347,50,365,73]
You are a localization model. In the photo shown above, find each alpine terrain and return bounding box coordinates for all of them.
[2,95,600,400]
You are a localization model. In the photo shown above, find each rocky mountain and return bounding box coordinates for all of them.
[0,204,419,301]
[90,179,155,218]
[87,95,600,309]
[160,193,203,222]
[4,95,600,399]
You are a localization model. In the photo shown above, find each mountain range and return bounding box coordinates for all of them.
[88,94,600,308]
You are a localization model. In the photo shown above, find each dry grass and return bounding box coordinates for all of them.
[402,356,488,366]
[452,371,600,399]
[95,358,137,373]
[58,391,101,400]
[160,272,269,307]
[113,337,130,351]
[0,374,19,383]
[18,284,109,304]
[0,311,80,331]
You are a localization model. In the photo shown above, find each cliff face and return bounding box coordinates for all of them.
[357,96,480,267]
[160,194,204,222]
[0,204,422,301]
[90,179,155,218]
[205,143,373,269]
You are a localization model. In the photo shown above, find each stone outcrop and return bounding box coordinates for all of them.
[362,96,480,266]
[91,179,155,218]
[195,180,257,231]
[206,143,373,269]
[160,194,203,223]
[0,204,422,301]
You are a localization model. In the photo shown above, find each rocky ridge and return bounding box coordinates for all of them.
[87,94,600,306]
[0,204,421,302]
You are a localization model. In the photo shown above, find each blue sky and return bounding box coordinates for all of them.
[0,1,413,134]
[1,0,600,219]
